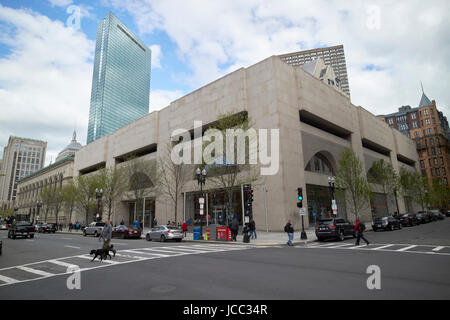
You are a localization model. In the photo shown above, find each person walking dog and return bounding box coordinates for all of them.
[353,219,370,246]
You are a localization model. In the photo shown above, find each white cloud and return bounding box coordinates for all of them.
[150,89,185,112]
[48,0,73,7]
[111,0,450,117]
[149,44,162,69]
[0,5,94,165]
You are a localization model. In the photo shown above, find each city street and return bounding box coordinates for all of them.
[1,218,449,300]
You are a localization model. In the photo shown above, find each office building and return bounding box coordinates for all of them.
[379,90,450,186]
[86,12,151,144]
[0,136,47,207]
[278,45,350,96]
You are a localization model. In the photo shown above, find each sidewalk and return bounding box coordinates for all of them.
[56,227,318,245]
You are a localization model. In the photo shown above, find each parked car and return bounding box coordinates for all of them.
[416,212,431,224]
[315,218,355,241]
[0,223,7,230]
[145,225,184,242]
[41,223,57,233]
[7,221,35,239]
[430,210,445,220]
[112,225,142,239]
[83,222,105,237]
[372,216,402,231]
[399,213,419,227]
[446,210,450,217]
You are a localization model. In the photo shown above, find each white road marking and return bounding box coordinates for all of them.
[348,245,368,249]
[76,255,120,264]
[325,243,355,249]
[432,246,445,252]
[123,250,171,258]
[373,244,395,250]
[64,245,81,249]
[0,274,19,284]
[16,266,54,277]
[48,260,78,269]
[397,245,418,252]
[60,238,73,240]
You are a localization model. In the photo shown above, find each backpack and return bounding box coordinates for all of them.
[360,222,366,232]
[284,225,289,233]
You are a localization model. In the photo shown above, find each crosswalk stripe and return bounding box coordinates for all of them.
[0,274,19,284]
[114,253,147,260]
[432,246,445,252]
[373,244,395,250]
[325,243,355,249]
[76,255,120,264]
[397,245,418,252]
[16,266,54,277]
[124,250,171,257]
[316,243,342,247]
[348,245,367,249]
[48,260,79,269]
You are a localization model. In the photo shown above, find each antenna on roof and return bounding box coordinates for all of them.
[420,81,424,93]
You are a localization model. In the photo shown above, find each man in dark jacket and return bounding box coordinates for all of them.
[284,220,294,246]
[231,218,239,241]
[249,219,257,239]
[353,219,369,246]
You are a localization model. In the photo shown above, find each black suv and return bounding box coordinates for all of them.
[8,221,35,239]
[416,211,431,224]
[399,213,419,227]
[372,216,402,231]
[41,223,57,233]
[315,218,355,242]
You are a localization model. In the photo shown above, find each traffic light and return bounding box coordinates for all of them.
[297,187,303,208]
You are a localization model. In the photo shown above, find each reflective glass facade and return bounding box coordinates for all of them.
[87,13,151,144]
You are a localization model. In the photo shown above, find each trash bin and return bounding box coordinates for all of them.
[193,227,201,240]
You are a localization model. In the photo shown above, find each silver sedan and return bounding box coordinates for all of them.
[145,225,184,242]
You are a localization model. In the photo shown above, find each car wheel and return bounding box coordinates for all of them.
[12,233,16,239]
[398,224,402,230]
[160,235,166,242]
[146,234,151,241]
[30,234,34,239]
[317,237,324,242]
[390,225,394,231]
[176,239,182,242]
[94,231,98,237]
[338,230,345,241]
[373,228,377,232]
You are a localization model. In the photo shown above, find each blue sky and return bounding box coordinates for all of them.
[0,0,449,165]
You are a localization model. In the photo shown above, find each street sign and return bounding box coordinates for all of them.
[200,209,204,216]
[244,216,250,223]
[200,204,204,209]
[299,208,306,216]
[199,198,205,204]
[332,200,337,210]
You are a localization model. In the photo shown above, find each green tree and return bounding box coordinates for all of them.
[399,168,428,211]
[40,186,53,222]
[367,159,401,215]
[99,166,128,221]
[62,181,77,225]
[74,173,103,225]
[158,143,190,225]
[335,149,373,221]
[202,112,260,222]
[428,178,450,211]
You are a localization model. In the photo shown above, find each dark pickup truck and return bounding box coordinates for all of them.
[8,221,35,239]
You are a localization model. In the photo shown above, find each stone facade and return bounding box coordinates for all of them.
[72,56,420,231]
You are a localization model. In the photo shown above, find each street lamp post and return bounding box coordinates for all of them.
[328,176,336,217]
[196,167,207,240]
[36,200,42,224]
[95,188,103,222]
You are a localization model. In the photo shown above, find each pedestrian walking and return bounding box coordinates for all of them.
[353,219,370,246]
[100,219,116,257]
[134,220,140,229]
[231,217,239,241]
[284,220,294,246]
[182,221,188,237]
[249,219,257,239]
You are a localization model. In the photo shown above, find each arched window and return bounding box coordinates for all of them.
[305,153,335,175]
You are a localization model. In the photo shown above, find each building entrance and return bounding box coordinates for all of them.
[184,187,243,227]
[306,184,347,227]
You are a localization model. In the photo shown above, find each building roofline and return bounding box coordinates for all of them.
[278,45,344,58]
[18,155,74,183]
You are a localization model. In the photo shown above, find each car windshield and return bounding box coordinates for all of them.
[401,214,409,218]
[16,222,31,226]
[318,220,333,225]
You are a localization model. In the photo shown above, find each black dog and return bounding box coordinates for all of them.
[90,245,114,262]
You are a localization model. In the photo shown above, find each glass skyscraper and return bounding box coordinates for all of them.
[87,12,151,144]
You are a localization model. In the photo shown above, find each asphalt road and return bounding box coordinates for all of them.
[1,218,449,300]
